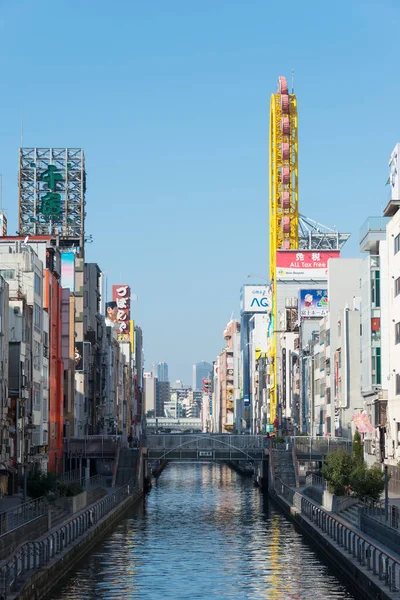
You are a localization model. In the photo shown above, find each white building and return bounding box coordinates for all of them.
[381,144,400,464]
[359,217,388,465]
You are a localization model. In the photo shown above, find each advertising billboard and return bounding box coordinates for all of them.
[75,342,84,371]
[276,251,340,280]
[240,285,270,314]
[299,289,328,318]
[60,251,75,292]
[111,284,131,342]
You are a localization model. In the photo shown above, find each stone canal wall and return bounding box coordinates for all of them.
[10,490,142,600]
[2,449,145,600]
[271,483,398,600]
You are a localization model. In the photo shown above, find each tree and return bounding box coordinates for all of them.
[352,429,363,463]
[321,447,386,500]
[350,464,385,501]
[321,448,355,496]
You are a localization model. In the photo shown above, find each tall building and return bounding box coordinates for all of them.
[359,217,388,464]
[380,143,400,465]
[143,374,157,417]
[152,362,169,382]
[192,361,212,391]
[157,381,170,417]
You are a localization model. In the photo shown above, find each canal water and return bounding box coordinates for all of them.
[48,463,358,600]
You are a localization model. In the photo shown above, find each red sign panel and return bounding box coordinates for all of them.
[371,317,380,332]
[112,284,131,340]
[276,250,340,280]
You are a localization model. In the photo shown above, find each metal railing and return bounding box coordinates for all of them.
[362,498,400,531]
[0,479,139,598]
[58,468,82,485]
[292,436,351,455]
[0,497,47,537]
[275,478,400,592]
[64,436,121,457]
[305,473,328,490]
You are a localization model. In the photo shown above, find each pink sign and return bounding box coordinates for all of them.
[276,250,340,280]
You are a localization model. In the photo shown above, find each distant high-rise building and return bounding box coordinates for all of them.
[157,381,170,417]
[193,361,212,391]
[152,362,169,382]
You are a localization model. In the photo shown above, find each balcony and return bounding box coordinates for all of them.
[359,217,389,252]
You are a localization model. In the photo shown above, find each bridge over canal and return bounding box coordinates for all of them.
[145,434,267,461]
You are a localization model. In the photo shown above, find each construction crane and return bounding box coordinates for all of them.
[268,75,299,426]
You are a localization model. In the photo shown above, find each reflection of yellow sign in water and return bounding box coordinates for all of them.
[265,514,281,599]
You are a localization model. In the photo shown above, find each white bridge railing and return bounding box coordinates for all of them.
[146,434,266,458]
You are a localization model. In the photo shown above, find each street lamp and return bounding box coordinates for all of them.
[247,274,270,282]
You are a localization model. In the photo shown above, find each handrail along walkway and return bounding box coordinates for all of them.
[274,477,400,593]
[0,479,139,598]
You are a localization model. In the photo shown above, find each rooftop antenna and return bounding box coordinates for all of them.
[292,69,295,93]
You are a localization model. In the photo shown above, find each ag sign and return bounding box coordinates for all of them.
[240,285,270,314]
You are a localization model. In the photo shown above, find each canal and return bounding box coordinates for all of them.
[48,463,358,600]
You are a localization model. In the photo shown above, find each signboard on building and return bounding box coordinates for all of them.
[112,284,131,342]
[299,289,328,318]
[276,251,340,280]
[18,148,85,242]
[60,252,75,292]
[240,285,270,314]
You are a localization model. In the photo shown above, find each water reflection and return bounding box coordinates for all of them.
[48,463,357,600]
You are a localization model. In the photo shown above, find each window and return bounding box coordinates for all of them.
[372,348,381,386]
[42,398,48,422]
[326,329,331,347]
[326,358,331,376]
[326,387,331,404]
[338,350,342,368]
[320,354,324,370]
[33,384,40,411]
[395,233,400,255]
[34,273,41,296]
[395,277,400,297]
[396,322,400,345]
[33,340,41,371]
[326,416,331,434]
[396,374,400,396]
[371,271,381,308]
[42,365,48,390]
[34,303,41,330]
[0,269,15,280]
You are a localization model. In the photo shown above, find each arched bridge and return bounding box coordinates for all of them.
[145,434,267,462]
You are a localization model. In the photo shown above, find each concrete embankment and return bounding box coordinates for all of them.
[271,491,396,600]
[11,491,143,600]
[226,461,254,478]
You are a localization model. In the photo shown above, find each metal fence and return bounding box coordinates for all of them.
[305,473,328,490]
[64,436,120,457]
[0,497,47,538]
[0,480,139,598]
[362,498,400,531]
[275,478,400,593]
[292,436,351,455]
[58,469,82,485]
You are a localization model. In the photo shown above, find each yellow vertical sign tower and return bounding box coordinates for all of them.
[268,75,299,425]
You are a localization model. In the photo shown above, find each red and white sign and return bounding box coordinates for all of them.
[112,284,131,340]
[276,250,340,280]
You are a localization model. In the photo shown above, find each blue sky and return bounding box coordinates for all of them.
[0,0,398,382]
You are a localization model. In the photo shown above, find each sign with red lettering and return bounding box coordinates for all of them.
[112,284,131,341]
[276,251,340,280]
